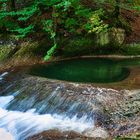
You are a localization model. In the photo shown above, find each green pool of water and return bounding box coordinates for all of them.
[29,57,140,83]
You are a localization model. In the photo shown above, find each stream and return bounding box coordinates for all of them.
[0,58,140,140]
[0,71,95,140]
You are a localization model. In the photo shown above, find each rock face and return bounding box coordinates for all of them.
[97,27,125,46]
[110,28,125,45]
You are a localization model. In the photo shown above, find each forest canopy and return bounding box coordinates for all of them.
[0,0,140,60]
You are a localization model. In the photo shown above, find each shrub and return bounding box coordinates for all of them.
[60,37,94,56]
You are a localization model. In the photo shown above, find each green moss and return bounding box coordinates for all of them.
[115,133,140,140]
[118,16,132,34]
[58,37,95,56]
[13,39,51,59]
[1,36,140,62]
[111,16,132,34]
[13,42,39,58]
[0,38,51,62]
[0,45,15,61]
[56,36,140,57]
[122,44,140,55]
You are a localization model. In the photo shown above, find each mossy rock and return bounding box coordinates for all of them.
[110,28,125,45]
[0,45,16,61]
[13,42,39,58]
[13,38,51,59]
[96,31,110,46]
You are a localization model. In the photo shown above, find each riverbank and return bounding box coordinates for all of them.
[1,53,140,70]
[0,35,140,72]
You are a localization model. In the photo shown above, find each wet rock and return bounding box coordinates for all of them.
[27,130,85,140]
[83,127,109,139]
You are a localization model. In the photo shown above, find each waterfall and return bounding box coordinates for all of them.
[0,72,94,140]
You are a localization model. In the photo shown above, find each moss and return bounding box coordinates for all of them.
[90,42,140,56]
[13,42,39,58]
[56,35,140,56]
[0,45,15,61]
[118,16,132,34]
[0,38,52,65]
[110,16,132,34]
[1,35,140,62]
[58,37,95,56]
[122,44,140,55]
[13,40,50,59]
[115,133,140,140]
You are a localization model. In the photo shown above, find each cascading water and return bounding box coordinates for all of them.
[0,71,95,140]
[1,58,140,140]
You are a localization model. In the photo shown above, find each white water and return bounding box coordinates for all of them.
[0,72,94,140]
[0,72,8,81]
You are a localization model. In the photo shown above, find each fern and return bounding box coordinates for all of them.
[11,24,34,38]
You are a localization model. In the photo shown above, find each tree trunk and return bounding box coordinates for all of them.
[114,0,120,18]
[11,0,16,11]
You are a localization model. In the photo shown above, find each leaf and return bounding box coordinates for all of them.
[44,44,57,61]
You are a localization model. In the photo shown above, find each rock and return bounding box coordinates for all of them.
[27,130,85,140]
[97,27,125,46]
[83,127,109,139]
[110,28,125,45]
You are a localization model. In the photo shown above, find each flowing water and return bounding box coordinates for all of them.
[0,71,95,140]
[0,58,140,140]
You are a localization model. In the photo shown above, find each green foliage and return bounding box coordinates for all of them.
[55,0,72,11]
[0,0,111,60]
[11,24,34,38]
[42,19,56,39]
[123,44,140,55]
[16,5,38,21]
[61,37,94,56]
[0,0,140,60]
[85,9,108,34]
[44,44,57,61]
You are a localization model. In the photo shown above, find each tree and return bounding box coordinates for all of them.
[0,0,109,60]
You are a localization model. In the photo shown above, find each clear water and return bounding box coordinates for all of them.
[29,58,135,83]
